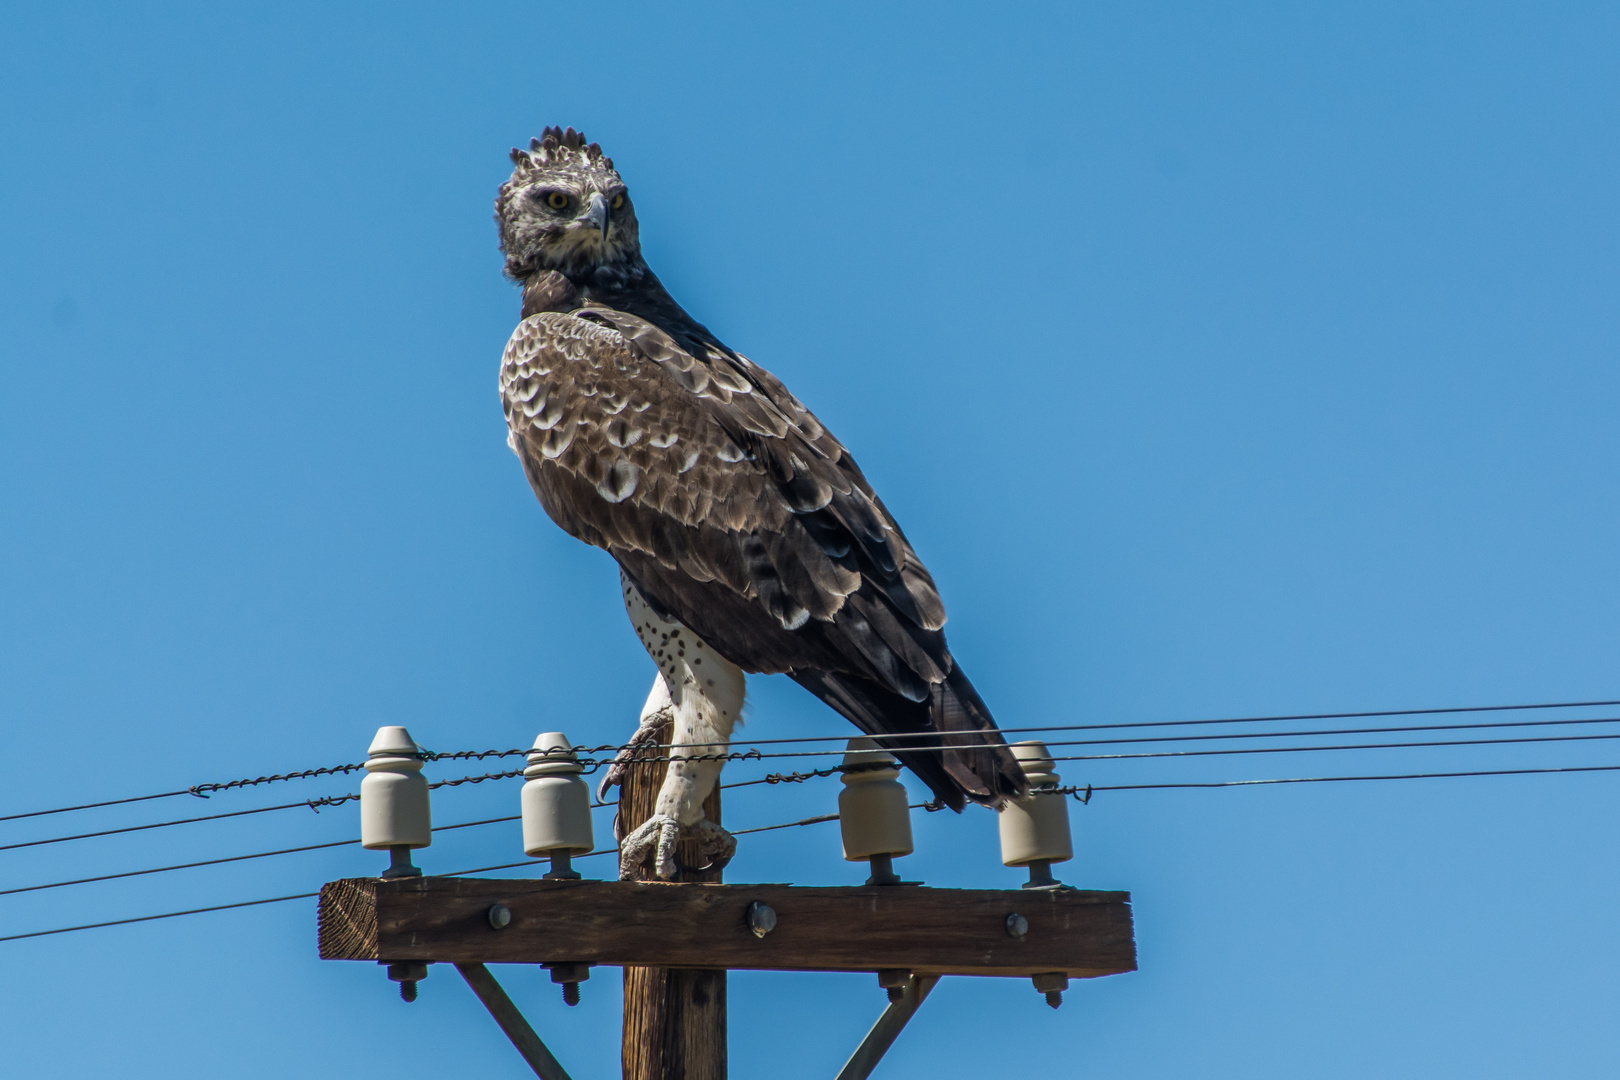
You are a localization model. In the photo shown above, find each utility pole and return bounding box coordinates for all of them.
[618,709,726,1080]
[318,726,1135,1080]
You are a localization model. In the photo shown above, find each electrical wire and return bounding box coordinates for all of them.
[449,696,1620,753]
[4,760,1617,946]
[9,696,1616,826]
[0,892,322,943]
[0,796,354,854]
[1043,730,1620,764]
[1070,762,1620,796]
[0,813,541,897]
[0,807,858,942]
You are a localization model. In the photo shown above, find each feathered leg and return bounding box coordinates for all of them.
[616,572,744,880]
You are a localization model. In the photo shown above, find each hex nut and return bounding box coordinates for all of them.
[487,903,512,929]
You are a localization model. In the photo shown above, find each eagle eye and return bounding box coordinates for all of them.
[543,191,571,211]
[611,193,625,211]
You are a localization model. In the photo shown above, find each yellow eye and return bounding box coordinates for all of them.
[611,193,625,210]
[545,191,570,210]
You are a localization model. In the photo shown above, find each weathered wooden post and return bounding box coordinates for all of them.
[619,695,726,1080]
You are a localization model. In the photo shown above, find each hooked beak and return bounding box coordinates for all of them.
[584,192,611,239]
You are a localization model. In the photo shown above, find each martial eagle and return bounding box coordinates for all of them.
[495,127,1024,879]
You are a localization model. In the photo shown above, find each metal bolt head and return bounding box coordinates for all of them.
[746,900,777,939]
[1031,970,1069,1005]
[385,961,427,1002]
[488,903,512,929]
[545,962,590,985]
[1005,913,1029,938]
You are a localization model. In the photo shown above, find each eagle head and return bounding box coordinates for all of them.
[495,126,641,281]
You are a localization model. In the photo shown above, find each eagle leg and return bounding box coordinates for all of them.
[617,575,745,880]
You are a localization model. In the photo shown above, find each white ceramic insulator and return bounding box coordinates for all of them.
[521,731,594,857]
[838,737,914,861]
[998,741,1074,867]
[360,725,432,850]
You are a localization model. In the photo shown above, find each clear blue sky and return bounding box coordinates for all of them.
[4,2,1619,1076]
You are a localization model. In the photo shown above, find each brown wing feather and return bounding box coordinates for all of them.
[500,307,1022,808]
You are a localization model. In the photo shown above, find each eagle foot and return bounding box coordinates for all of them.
[618,814,736,881]
[597,705,675,804]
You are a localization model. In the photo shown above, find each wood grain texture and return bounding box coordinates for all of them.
[619,709,726,1080]
[316,876,1136,979]
[317,877,378,961]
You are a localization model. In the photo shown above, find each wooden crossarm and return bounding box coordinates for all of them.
[318,877,1136,980]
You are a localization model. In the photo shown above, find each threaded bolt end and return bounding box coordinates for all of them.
[562,981,580,1007]
[401,980,418,1003]
[1045,990,1062,1009]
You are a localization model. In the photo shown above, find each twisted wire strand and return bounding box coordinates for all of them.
[0,795,355,854]
[9,696,1618,825]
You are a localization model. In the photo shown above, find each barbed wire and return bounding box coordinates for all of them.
[0,795,355,854]
[9,696,1618,826]
[0,806,853,943]
[0,812,541,898]
[6,759,1620,946]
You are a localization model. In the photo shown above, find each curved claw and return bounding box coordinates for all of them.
[675,819,737,874]
[617,815,737,880]
[619,812,682,880]
[597,709,673,802]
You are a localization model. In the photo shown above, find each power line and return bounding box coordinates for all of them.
[497,696,1620,752]
[11,695,1616,826]
[0,764,369,824]
[0,809,857,943]
[0,813,539,897]
[0,892,322,944]
[0,838,358,897]
[1045,730,1620,764]
[5,762,1618,946]
[1073,762,1620,796]
[0,796,354,854]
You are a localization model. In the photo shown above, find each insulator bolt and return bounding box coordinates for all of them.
[1031,971,1068,1010]
[877,968,910,1002]
[545,962,590,1006]
[488,903,512,929]
[1005,913,1029,938]
[386,960,427,1003]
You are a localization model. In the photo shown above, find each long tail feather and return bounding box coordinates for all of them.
[790,666,1025,812]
